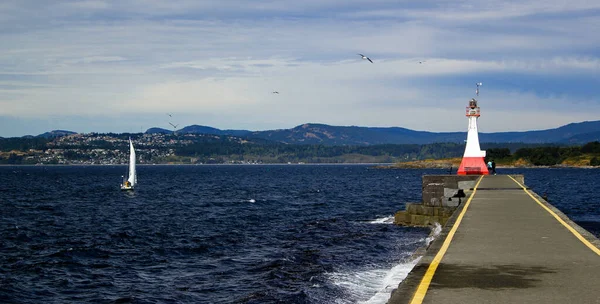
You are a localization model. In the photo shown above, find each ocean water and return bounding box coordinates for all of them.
[0,165,598,303]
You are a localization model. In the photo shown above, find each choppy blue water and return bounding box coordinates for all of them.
[0,165,598,304]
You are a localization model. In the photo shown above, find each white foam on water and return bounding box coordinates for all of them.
[248,199,256,203]
[327,256,421,304]
[425,222,442,246]
[368,216,395,224]
[326,223,443,303]
[361,257,422,304]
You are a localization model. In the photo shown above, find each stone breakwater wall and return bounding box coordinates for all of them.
[394,175,525,226]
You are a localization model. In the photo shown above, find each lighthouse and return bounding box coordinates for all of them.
[457,90,489,175]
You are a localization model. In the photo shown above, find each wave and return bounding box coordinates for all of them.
[326,222,443,303]
[326,256,421,304]
[368,216,395,224]
[426,222,442,246]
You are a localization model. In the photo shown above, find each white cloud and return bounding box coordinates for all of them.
[0,0,598,136]
[349,0,600,22]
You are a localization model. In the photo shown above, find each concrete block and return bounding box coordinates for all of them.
[440,216,449,226]
[421,205,430,215]
[406,203,418,214]
[404,211,412,222]
[424,189,444,206]
[444,199,460,207]
[411,215,425,226]
[394,211,407,225]
[421,216,438,226]
[443,207,457,217]
[427,197,442,207]
[423,175,480,206]
[414,205,422,214]
[444,188,460,198]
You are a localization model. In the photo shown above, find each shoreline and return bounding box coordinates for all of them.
[377,164,599,169]
[1,163,597,168]
[0,163,396,167]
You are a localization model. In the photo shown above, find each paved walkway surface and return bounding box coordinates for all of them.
[389,175,600,304]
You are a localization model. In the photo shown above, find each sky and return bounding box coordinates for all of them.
[1,0,599,137]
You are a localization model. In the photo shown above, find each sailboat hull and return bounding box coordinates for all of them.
[120,184,134,190]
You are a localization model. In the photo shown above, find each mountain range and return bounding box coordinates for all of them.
[26,120,600,146]
[145,121,600,145]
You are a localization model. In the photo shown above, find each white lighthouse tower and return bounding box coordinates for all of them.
[457,83,489,175]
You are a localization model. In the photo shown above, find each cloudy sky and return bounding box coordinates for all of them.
[1,0,599,137]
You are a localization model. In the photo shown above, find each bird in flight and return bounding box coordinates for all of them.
[169,122,178,129]
[419,60,426,64]
[167,113,172,117]
[272,91,279,94]
[358,54,373,63]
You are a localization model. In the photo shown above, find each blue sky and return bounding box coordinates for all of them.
[1,0,599,137]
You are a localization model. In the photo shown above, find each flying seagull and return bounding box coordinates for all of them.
[169,122,179,129]
[358,54,373,63]
[476,82,483,96]
[272,91,279,94]
[167,113,172,117]
[419,60,426,64]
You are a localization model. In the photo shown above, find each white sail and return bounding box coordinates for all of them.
[127,139,137,186]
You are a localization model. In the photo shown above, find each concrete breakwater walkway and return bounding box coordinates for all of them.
[389,175,600,304]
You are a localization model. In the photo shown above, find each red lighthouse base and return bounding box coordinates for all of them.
[457,157,489,175]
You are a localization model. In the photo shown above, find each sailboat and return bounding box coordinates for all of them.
[120,138,137,190]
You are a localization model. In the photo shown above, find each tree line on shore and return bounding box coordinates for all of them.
[1,135,599,166]
[484,141,600,166]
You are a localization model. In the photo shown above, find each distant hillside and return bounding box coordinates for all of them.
[146,127,172,134]
[175,125,252,137]
[130,120,600,146]
[558,131,600,144]
[37,130,77,139]
[245,123,465,145]
[478,121,600,144]
[243,121,600,145]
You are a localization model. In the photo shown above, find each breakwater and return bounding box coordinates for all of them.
[389,174,600,304]
[394,175,523,226]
